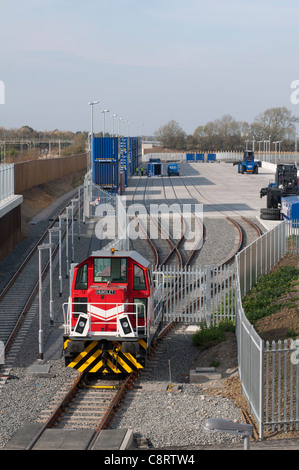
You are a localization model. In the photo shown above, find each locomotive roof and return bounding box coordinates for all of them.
[89,250,151,268]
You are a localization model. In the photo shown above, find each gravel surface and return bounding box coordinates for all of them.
[109,324,243,449]
[0,323,243,450]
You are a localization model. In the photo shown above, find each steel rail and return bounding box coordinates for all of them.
[1,188,83,356]
[25,372,85,450]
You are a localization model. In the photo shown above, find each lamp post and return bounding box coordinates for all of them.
[118,117,123,136]
[88,101,99,171]
[277,141,281,163]
[101,109,110,136]
[48,226,62,321]
[111,114,117,137]
[38,243,55,359]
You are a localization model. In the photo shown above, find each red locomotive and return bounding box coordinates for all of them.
[63,249,164,374]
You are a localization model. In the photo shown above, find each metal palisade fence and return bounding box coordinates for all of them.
[153,263,236,324]
[0,163,14,202]
[235,219,299,439]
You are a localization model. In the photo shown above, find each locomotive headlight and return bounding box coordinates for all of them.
[122,322,129,328]
[79,321,85,327]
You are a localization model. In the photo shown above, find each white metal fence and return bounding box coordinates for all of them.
[0,163,14,202]
[235,219,299,439]
[154,263,235,325]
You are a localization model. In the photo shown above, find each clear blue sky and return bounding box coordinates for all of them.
[0,0,298,136]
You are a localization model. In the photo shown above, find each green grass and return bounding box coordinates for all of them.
[192,319,235,350]
[242,265,299,325]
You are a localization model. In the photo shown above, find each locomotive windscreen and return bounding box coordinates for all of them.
[94,257,127,283]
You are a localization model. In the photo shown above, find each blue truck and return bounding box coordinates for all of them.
[233,151,261,174]
[168,162,179,176]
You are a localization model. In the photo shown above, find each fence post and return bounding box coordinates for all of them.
[259,337,265,440]
[206,265,211,326]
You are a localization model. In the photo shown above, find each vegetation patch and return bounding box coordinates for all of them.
[242,265,299,326]
[192,319,235,350]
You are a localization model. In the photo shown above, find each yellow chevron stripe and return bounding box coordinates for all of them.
[106,357,125,373]
[88,358,106,373]
[67,341,98,369]
[138,338,147,350]
[66,341,145,374]
[77,348,102,372]
[124,352,144,369]
[113,355,134,373]
[64,339,71,349]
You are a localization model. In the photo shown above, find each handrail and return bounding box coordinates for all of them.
[63,301,146,337]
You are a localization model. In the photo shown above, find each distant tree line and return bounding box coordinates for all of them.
[0,126,88,161]
[154,107,299,152]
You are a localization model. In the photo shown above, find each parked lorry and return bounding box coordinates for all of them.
[260,163,299,220]
[168,162,179,176]
[233,150,261,174]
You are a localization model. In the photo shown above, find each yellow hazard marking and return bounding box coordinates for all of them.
[64,339,71,349]
[113,355,133,373]
[106,358,125,373]
[66,341,145,374]
[88,359,106,373]
[67,341,98,369]
[77,348,102,372]
[124,352,144,369]
[85,385,117,389]
[138,338,147,350]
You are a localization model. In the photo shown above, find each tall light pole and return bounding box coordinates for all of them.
[101,109,110,136]
[118,117,123,136]
[111,114,117,137]
[88,101,99,171]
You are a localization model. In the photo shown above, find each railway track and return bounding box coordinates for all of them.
[24,321,177,450]
[126,165,262,270]
[130,175,183,267]
[175,165,263,265]
[0,191,82,384]
[25,372,136,450]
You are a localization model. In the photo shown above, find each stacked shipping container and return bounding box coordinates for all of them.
[92,137,119,192]
[93,136,140,193]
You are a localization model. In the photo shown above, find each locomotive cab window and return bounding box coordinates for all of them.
[75,264,88,290]
[133,264,146,290]
[94,257,127,283]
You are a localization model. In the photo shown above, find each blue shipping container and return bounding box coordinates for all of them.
[168,163,179,176]
[93,137,119,162]
[120,137,128,186]
[207,153,216,162]
[148,162,161,177]
[93,161,119,189]
[281,196,299,225]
